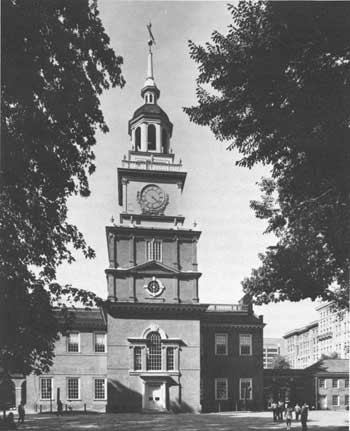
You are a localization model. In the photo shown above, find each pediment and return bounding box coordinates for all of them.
[126,260,179,275]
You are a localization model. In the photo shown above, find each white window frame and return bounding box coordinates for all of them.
[214,377,228,401]
[239,378,253,400]
[239,334,252,356]
[332,378,339,388]
[145,239,162,262]
[319,378,326,389]
[215,334,228,356]
[67,332,80,353]
[93,378,107,401]
[94,332,106,353]
[67,377,80,400]
[40,377,53,401]
[332,395,339,407]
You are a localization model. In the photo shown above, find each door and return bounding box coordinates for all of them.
[146,384,163,410]
[319,395,327,409]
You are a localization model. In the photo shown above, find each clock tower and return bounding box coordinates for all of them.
[105,31,201,304]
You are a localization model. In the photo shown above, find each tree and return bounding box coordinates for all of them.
[271,355,290,370]
[185,1,350,309]
[1,0,124,375]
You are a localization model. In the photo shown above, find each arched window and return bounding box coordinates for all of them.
[161,129,168,154]
[135,127,141,151]
[148,124,156,151]
[147,331,161,370]
[149,94,153,103]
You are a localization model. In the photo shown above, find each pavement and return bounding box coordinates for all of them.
[10,410,349,431]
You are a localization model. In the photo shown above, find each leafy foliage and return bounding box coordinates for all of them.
[185,1,350,308]
[271,355,290,370]
[0,0,124,375]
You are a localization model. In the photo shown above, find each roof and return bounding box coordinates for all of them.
[283,320,318,338]
[55,308,106,331]
[306,359,349,375]
[128,103,173,135]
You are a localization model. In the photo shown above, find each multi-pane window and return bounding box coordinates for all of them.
[319,378,326,388]
[67,378,80,400]
[240,378,253,400]
[345,395,349,406]
[166,347,174,371]
[332,379,338,388]
[40,378,52,400]
[345,378,349,388]
[239,334,252,355]
[215,334,228,355]
[134,347,142,371]
[67,332,80,352]
[147,332,162,370]
[146,240,162,261]
[94,379,106,400]
[94,333,106,353]
[215,378,228,400]
[332,395,339,406]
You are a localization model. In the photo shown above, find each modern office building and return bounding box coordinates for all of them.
[284,303,349,369]
[263,338,286,369]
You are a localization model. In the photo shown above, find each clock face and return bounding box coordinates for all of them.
[138,184,168,214]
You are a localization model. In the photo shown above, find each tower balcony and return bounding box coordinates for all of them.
[121,158,184,172]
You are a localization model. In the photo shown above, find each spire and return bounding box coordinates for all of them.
[141,22,160,102]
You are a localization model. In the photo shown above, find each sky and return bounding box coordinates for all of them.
[56,1,320,338]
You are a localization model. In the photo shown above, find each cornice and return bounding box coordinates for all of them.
[105,225,201,239]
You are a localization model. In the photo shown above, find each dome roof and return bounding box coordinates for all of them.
[128,103,173,135]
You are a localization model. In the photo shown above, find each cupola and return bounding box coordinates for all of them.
[128,25,173,154]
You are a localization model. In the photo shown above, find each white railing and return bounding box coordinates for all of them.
[207,304,248,312]
[122,159,183,172]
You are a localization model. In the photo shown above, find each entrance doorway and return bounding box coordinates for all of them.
[319,395,327,409]
[146,384,164,410]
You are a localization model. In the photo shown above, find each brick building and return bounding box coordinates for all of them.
[26,309,107,413]
[22,37,264,414]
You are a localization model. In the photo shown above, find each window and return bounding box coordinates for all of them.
[240,378,253,400]
[135,127,141,151]
[134,347,142,371]
[240,334,252,356]
[215,378,228,400]
[345,378,349,388]
[40,378,52,400]
[146,239,162,261]
[94,333,106,353]
[319,378,326,388]
[332,395,339,406]
[332,378,338,388]
[345,395,349,406]
[147,124,156,150]
[94,378,106,400]
[215,334,228,355]
[161,129,168,153]
[147,332,161,370]
[67,378,80,400]
[67,332,80,352]
[166,347,174,371]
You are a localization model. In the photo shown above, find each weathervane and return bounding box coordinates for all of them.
[147,22,156,52]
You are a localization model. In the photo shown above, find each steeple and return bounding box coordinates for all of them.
[141,23,160,103]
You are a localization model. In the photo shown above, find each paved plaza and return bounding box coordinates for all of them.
[13,410,349,431]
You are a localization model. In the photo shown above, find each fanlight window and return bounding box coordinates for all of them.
[148,124,156,150]
[146,331,161,370]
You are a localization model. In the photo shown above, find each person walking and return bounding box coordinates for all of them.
[300,402,309,431]
[285,403,293,431]
[278,400,284,420]
[271,401,278,421]
[17,402,25,424]
[294,403,301,421]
